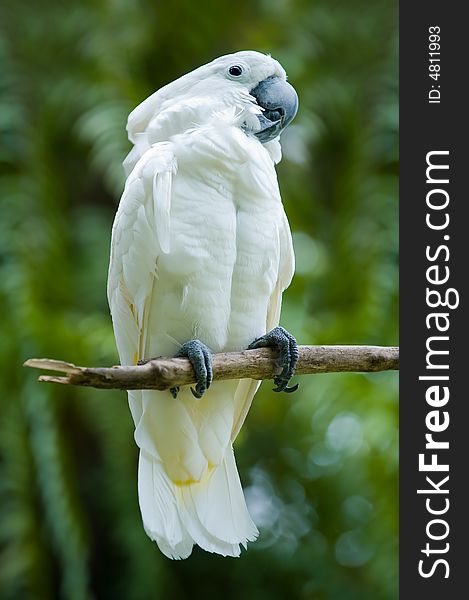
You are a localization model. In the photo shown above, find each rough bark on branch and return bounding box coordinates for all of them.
[24,345,399,391]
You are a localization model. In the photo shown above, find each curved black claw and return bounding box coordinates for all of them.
[169,386,180,399]
[170,340,213,399]
[248,326,299,393]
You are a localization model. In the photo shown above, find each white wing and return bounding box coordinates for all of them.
[107,142,176,422]
[231,208,295,441]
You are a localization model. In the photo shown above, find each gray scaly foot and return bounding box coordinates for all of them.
[170,339,213,399]
[248,326,299,393]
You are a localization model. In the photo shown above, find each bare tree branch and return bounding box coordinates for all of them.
[24,345,399,391]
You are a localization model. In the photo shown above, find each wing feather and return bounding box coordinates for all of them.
[153,169,172,254]
[107,143,176,421]
[231,209,295,441]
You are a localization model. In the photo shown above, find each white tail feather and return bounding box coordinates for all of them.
[138,446,258,558]
[138,450,193,559]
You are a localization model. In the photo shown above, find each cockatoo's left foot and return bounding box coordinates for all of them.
[170,340,213,399]
[248,326,299,393]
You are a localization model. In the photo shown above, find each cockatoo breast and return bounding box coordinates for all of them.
[146,116,283,357]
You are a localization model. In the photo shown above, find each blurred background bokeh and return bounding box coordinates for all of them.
[0,0,398,598]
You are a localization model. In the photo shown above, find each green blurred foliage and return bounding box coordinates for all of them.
[0,0,398,598]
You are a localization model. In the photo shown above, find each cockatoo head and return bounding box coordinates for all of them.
[127,51,298,146]
[193,51,299,143]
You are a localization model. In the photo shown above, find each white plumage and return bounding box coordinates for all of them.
[107,51,295,559]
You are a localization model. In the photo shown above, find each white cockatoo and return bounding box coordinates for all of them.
[107,51,299,559]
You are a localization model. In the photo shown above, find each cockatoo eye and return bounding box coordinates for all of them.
[228,65,244,77]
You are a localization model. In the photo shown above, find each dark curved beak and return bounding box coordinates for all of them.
[250,76,298,143]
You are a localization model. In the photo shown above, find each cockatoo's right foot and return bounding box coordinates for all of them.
[170,340,213,399]
[248,326,299,393]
